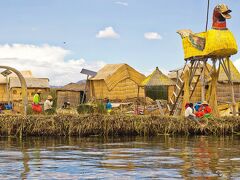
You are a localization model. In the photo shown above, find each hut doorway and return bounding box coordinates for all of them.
[145,86,168,101]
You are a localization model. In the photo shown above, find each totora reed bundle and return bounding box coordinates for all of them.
[0,114,240,137]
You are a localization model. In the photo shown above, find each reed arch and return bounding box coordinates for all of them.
[0,66,28,115]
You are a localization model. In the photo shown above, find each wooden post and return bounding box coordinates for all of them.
[144,87,146,113]
[137,86,140,115]
[82,75,89,104]
[227,58,237,116]
[201,61,206,102]
[6,76,10,104]
[220,58,237,116]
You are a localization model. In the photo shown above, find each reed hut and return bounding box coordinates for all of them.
[56,83,86,108]
[140,67,175,101]
[216,60,240,103]
[0,71,33,103]
[89,64,145,100]
[9,77,50,112]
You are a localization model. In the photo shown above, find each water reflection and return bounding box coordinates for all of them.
[0,136,239,179]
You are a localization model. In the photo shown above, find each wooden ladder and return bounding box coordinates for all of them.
[167,59,206,115]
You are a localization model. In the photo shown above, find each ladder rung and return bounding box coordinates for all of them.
[173,92,177,97]
[167,104,171,111]
[176,84,180,90]
[170,98,174,104]
[179,78,183,83]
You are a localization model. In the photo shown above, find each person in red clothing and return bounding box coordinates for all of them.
[195,101,212,118]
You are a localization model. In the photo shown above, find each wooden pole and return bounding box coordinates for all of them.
[205,0,210,31]
[201,61,206,102]
[82,75,89,104]
[226,58,237,116]
[137,86,140,115]
[144,87,146,113]
[6,76,10,104]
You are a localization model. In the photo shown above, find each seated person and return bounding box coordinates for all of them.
[44,95,54,114]
[195,101,212,118]
[62,102,70,109]
[194,102,202,112]
[185,103,198,122]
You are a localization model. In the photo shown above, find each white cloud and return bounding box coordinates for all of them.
[115,1,128,6]
[0,44,106,86]
[96,27,120,39]
[144,32,162,40]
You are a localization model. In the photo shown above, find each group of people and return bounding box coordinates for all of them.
[32,90,53,114]
[185,101,212,123]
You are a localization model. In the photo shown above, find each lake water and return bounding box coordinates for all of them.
[0,136,239,179]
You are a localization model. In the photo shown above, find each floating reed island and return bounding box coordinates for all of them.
[0,114,240,137]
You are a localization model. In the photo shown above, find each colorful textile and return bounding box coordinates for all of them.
[33,94,40,104]
[32,104,42,113]
[188,34,206,51]
[195,105,212,118]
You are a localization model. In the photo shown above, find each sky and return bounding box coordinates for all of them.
[0,0,239,85]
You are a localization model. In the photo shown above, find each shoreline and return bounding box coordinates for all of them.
[0,114,240,137]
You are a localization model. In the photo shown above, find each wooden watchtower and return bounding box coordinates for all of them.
[167,3,238,116]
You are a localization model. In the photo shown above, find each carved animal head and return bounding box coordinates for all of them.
[212,4,232,30]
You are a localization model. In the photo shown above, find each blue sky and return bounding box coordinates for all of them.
[0,0,239,85]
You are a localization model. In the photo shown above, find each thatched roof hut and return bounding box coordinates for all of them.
[0,70,34,102]
[216,60,240,103]
[218,60,240,83]
[8,76,50,113]
[9,77,50,102]
[89,64,146,100]
[9,77,49,89]
[56,82,86,108]
[168,60,240,104]
[141,67,175,101]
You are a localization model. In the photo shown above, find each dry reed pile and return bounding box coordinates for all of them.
[0,114,240,137]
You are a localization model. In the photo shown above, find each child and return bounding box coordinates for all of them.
[105,99,112,114]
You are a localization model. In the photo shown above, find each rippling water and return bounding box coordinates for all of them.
[0,136,240,179]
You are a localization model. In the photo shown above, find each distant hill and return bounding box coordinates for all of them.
[50,80,86,88]
[76,80,86,84]
[50,85,63,88]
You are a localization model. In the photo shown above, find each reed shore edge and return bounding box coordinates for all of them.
[0,114,240,137]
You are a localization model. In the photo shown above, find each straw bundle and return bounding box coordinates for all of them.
[181,69,190,115]
[181,29,238,59]
[208,66,220,117]
[0,114,239,137]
